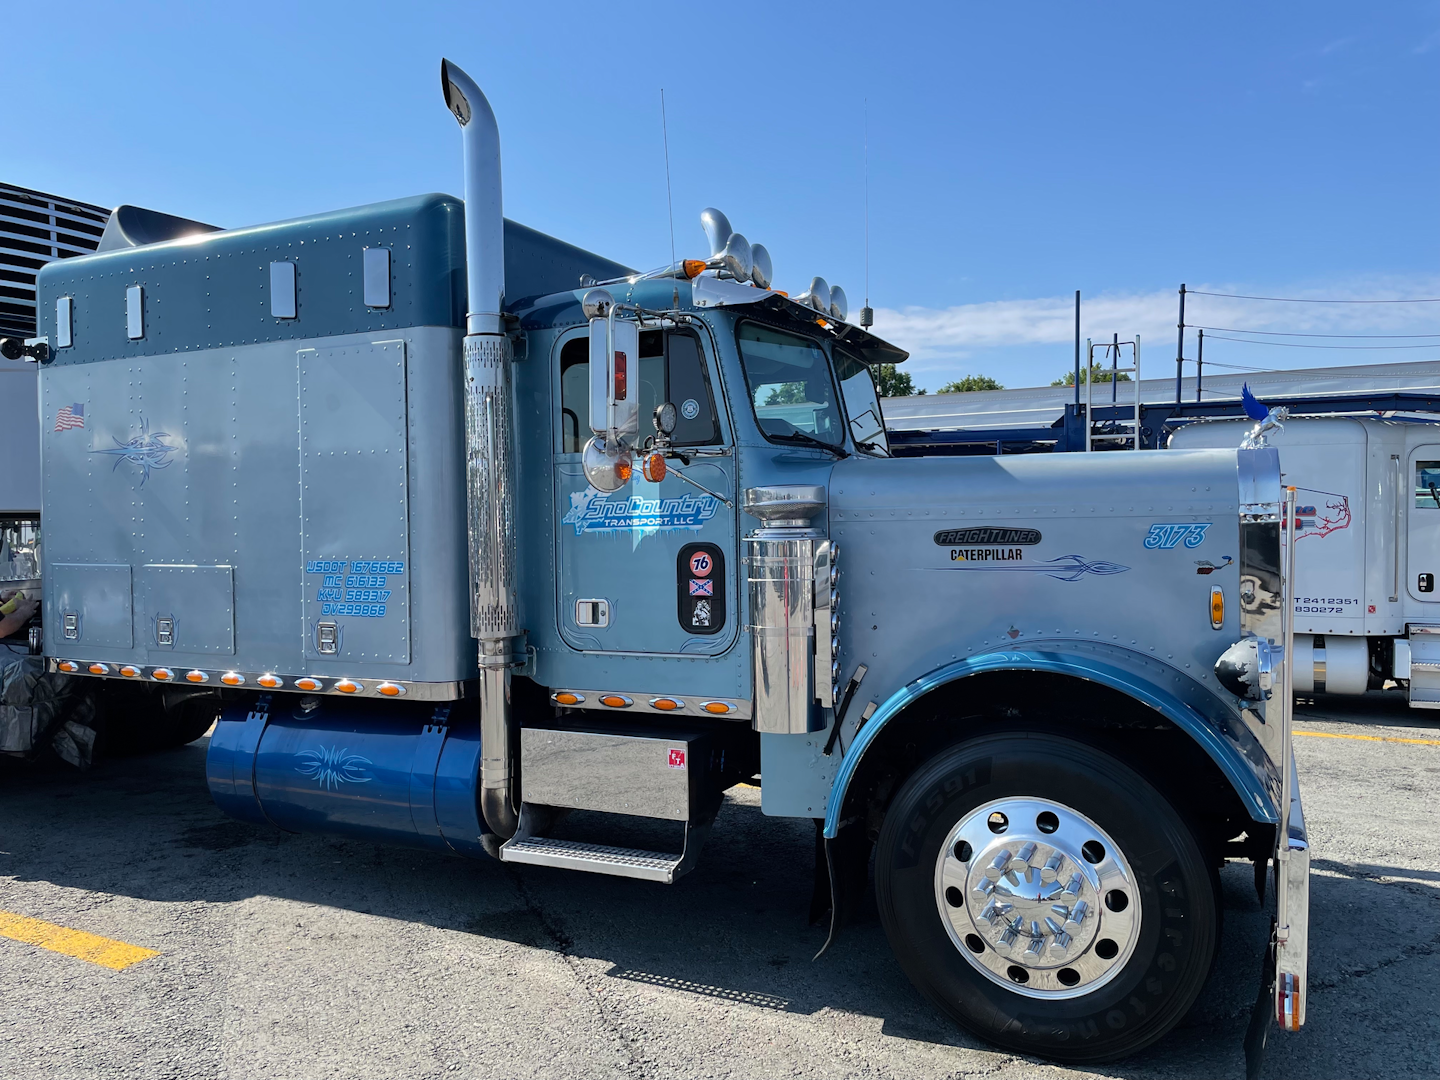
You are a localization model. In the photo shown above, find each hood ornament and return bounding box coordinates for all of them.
[1240,383,1289,449]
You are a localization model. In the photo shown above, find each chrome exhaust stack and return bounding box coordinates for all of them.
[441,59,519,839]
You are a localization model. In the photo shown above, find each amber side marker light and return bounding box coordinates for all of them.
[334,679,362,694]
[57,661,79,673]
[88,663,109,675]
[257,674,283,689]
[599,694,632,708]
[294,678,322,692]
[376,683,404,697]
[552,691,583,706]
[119,665,141,678]
[1210,586,1224,630]
[221,672,245,686]
[185,670,208,683]
[701,701,732,715]
[650,697,682,711]
[151,668,174,682]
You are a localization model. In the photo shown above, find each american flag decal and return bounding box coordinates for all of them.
[54,403,85,431]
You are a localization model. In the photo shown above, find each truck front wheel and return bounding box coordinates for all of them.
[874,731,1217,1063]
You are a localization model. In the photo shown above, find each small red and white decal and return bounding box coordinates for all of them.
[688,551,713,578]
[667,748,686,769]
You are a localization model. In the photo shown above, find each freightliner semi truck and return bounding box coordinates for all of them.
[22,61,1310,1067]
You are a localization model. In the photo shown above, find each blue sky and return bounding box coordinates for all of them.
[7,2,1438,390]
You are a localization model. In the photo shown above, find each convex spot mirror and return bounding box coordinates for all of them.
[582,435,632,493]
[588,314,640,443]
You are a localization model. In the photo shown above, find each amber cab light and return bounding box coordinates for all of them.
[335,679,361,694]
[552,691,583,706]
[57,660,79,673]
[376,682,404,697]
[151,668,174,681]
[221,672,245,686]
[614,456,633,483]
[257,674,283,689]
[185,670,208,683]
[642,452,666,483]
[295,678,322,692]
[120,665,141,678]
[701,700,732,715]
[682,259,706,279]
[599,694,632,708]
[88,663,109,675]
[650,697,682,712]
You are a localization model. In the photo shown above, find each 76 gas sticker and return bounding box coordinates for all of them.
[689,551,713,577]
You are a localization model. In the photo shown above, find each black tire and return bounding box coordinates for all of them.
[874,731,1217,1063]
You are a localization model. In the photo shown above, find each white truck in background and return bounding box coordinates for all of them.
[1171,415,1440,707]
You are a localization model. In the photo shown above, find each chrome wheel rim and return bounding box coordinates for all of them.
[934,796,1140,999]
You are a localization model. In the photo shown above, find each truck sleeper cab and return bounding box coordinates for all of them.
[32,59,1309,1069]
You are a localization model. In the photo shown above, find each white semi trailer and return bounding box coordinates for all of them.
[1171,414,1440,706]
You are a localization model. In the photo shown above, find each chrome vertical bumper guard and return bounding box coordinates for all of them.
[1273,485,1308,1031]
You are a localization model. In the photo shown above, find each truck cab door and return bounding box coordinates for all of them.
[553,326,737,655]
[1408,450,1440,602]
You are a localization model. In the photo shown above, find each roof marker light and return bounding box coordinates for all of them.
[682,260,706,279]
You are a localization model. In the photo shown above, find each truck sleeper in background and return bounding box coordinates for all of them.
[30,58,1311,1072]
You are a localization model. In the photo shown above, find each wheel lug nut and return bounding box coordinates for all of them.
[978,899,1000,925]
[1048,931,1072,957]
[984,850,1013,881]
[1040,853,1064,883]
[1023,934,1046,961]
[972,877,996,899]
[1009,842,1037,872]
[1062,872,1084,900]
[1064,899,1089,935]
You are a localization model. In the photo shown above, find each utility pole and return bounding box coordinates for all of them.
[1111,331,1119,404]
[1074,290,1081,407]
[1196,328,1204,403]
[1174,283,1186,406]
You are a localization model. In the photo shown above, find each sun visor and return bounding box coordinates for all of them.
[95,205,222,253]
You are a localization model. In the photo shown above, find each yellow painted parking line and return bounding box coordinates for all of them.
[0,911,159,971]
[1294,729,1440,747]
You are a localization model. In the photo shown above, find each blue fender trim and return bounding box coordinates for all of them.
[822,647,1277,839]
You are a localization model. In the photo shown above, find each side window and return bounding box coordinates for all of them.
[559,337,589,453]
[834,346,889,455]
[1417,461,1440,508]
[559,328,719,453]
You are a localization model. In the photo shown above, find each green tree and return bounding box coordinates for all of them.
[1052,364,1133,387]
[937,375,1004,393]
[874,364,925,397]
[763,382,809,405]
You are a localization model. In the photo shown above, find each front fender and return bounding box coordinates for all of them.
[822,643,1276,839]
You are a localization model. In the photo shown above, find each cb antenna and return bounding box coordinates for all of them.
[861,98,873,329]
[661,88,678,304]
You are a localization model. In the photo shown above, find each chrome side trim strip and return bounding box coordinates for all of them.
[550,688,751,721]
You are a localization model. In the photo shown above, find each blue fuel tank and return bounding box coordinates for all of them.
[206,694,490,856]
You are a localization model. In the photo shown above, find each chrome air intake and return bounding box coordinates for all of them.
[442,59,519,838]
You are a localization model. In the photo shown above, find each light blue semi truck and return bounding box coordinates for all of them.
[26,61,1309,1067]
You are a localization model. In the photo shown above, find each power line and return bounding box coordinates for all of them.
[1202,334,1440,350]
[1189,290,1440,304]
[1195,325,1440,339]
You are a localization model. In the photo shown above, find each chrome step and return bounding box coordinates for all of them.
[498,801,715,884]
[500,836,686,882]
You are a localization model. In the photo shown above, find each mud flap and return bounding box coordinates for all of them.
[1243,920,1278,1080]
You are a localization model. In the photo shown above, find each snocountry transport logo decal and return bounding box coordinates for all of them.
[563,488,719,535]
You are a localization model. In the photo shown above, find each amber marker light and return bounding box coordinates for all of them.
[57,661,79,673]
[552,691,583,706]
[221,672,245,686]
[185,670,209,683]
[599,694,632,708]
[614,456,633,483]
[682,259,706,279]
[376,682,404,697]
[151,668,174,681]
[335,679,361,694]
[701,701,732,715]
[649,697,682,712]
[295,678,322,692]
[120,665,141,678]
[1210,586,1224,630]
[88,663,109,675]
[257,674,283,689]
[642,452,667,483]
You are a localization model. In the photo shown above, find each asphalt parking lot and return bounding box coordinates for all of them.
[1,692,1437,1080]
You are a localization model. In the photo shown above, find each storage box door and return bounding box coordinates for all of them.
[1408,448,1440,604]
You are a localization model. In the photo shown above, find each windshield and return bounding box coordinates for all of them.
[736,322,844,447]
[834,346,889,455]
